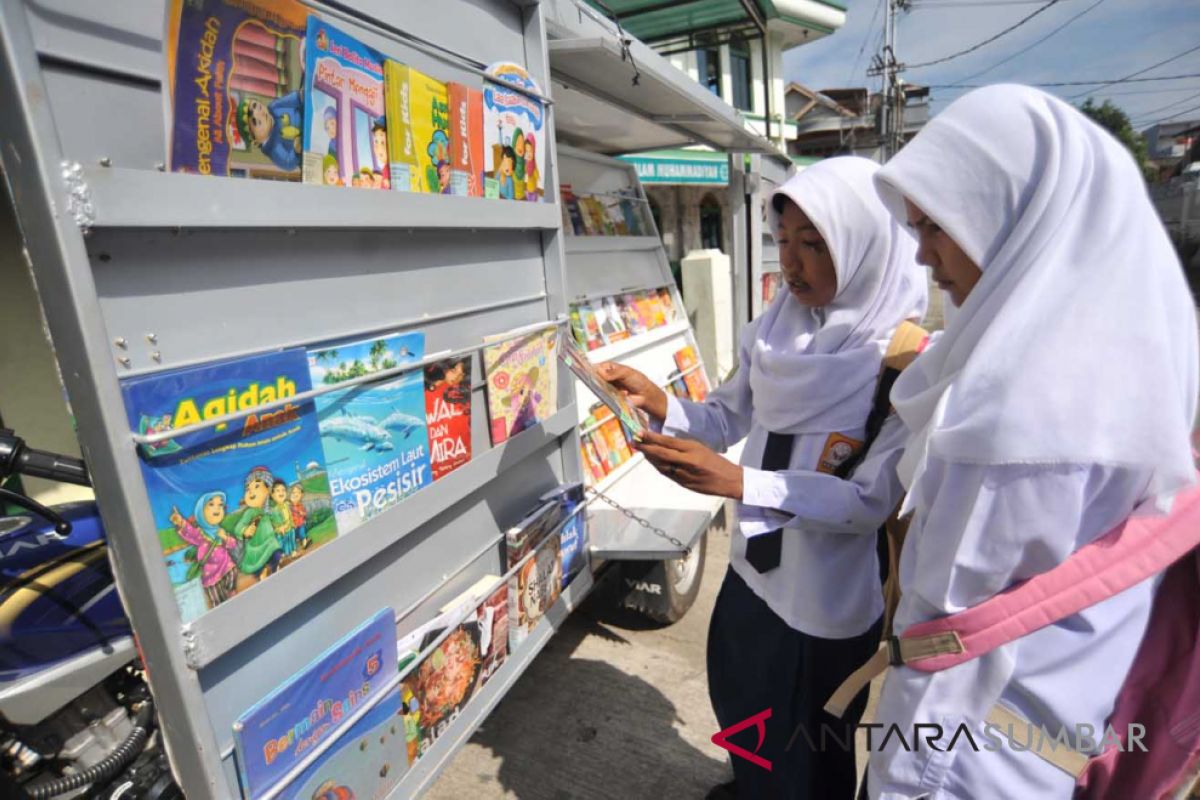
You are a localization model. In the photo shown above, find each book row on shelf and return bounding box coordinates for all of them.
[569,285,680,352]
[229,483,589,800]
[560,183,655,237]
[578,344,710,487]
[127,324,564,625]
[167,0,545,200]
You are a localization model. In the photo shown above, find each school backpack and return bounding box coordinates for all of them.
[824,468,1200,799]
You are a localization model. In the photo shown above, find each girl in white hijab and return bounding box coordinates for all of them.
[600,156,926,799]
[864,84,1199,799]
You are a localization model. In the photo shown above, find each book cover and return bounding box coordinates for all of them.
[592,404,634,465]
[447,83,482,197]
[383,61,420,192]
[482,329,558,446]
[400,583,508,765]
[558,330,647,438]
[538,483,588,589]
[674,345,710,402]
[165,0,307,179]
[658,287,678,321]
[618,294,648,335]
[120,349,334,624]
[233,609,397,799]
[580,434,607,482]
[508,529,562,647]
[410,69,451,194]
[482,63,545,202]
[276,686,404,800]
[762,272,783,305]
[583,415,615,471]
[568,307,587,349]
[578,303,604,351]
[307,332,431,534]
[504,500,562,571]
[635,292,660,329]
[301,17,389,189]
[424,357,472,481]
[602,297,630,342]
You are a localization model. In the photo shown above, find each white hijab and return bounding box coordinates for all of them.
[749,156,927,435]
[876,84,1199,507]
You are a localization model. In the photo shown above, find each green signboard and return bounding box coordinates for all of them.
[619,153,729,185]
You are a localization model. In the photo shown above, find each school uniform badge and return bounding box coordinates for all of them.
[816,433,863,474]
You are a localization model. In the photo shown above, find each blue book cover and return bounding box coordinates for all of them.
[120,349,336,624]
[233,608,398,799]
[301,16,390,189]
[307,332,432,534]
[557,507,589,590]
[276,686,405,800]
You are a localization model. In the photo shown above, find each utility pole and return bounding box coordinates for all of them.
[868,0,908,161]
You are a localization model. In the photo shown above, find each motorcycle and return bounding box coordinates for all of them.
[0,429,180,799]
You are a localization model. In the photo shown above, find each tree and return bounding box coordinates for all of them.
[1077,98,1150,179]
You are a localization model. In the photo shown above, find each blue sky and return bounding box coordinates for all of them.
[783,0,1200,130]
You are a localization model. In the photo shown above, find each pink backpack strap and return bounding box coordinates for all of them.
[825,475,1200,718]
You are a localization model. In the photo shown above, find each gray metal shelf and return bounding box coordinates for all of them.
[564,235,662,253]
[84,167,563,231]
[182,405,578,668]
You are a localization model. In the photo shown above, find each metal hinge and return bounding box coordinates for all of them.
[61,160,95,233]
[585,484,688,554]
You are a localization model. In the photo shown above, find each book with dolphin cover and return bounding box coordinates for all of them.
[306,331,432,533]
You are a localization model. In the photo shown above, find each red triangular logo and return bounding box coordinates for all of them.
[711,708,772,771]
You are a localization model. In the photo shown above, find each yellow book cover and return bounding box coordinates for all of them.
[409,69,451,194]
[384,61,420,192]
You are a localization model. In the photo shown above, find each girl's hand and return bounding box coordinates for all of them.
[634,431,744,500]
[596,362,669,422]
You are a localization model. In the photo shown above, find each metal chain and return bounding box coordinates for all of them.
[584,485,688,553]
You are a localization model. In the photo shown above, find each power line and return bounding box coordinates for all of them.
[906,0,1065,69]
[1135,102,1200,127]
[1066,42,1200,99]
[847,0,884,85]
[909,0,1057,7]
[944,0,1106,85]
[926,72,1200,89]
[1129,90,1200,121]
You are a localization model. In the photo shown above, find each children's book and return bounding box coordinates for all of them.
[592,404,635,465]
[165,0,307,180]
[275,686,404,800]
[558,330,647,438]
[580,434,607,483]
[568,307,587,349]
[233,609,397,799]
[424,357,472,481]
[482,62,545,202]
[618,294,647,335]
[448,83,484,197]
[482,329,558,445]
[538,483,589,589]
[602,297,630,342]
[584,414,614,471]
[410,69,451,194]
[383,61,420,192]
[578,303,605,350]
[658,287,678,321]
[301,17,388,189]
[399,583,508,765]
[674,345,710,402]
[120,349,334,624]
[307,332,431,534]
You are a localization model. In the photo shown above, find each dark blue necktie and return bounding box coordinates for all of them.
[743,431,794,573]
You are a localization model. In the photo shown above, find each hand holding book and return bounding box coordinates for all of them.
[593,361,668,424]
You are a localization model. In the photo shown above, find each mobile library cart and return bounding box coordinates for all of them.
[0,0,776,797]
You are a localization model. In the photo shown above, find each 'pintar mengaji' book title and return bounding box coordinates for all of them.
[166,0,308,179]
[120,349,336,625]
[233,608,398,799]
[301,16,390,189]
[307,331,432,534]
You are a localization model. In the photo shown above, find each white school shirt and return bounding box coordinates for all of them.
[861,458,1159,800]
[660,330,902,640]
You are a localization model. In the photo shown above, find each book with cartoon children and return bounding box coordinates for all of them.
[165,0,308,180]
[301,17,390,189]
[120,349,337,624]
[424,357,472,481]
[557,329,648,439]
[232,608,398,799]
[306,331,432,534]
[482,62,545,202]
[481,328,558,446]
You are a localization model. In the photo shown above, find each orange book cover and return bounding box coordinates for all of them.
[674,345,709,402]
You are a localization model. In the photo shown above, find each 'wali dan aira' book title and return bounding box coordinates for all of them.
[120,348,337,624]
[307,331,432,534]
[482,329,558,446]
[483,62,544,202]
[166,0,308,179]
[233,608,398,799]
[424,357,472,481]
[301,17,390,189]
